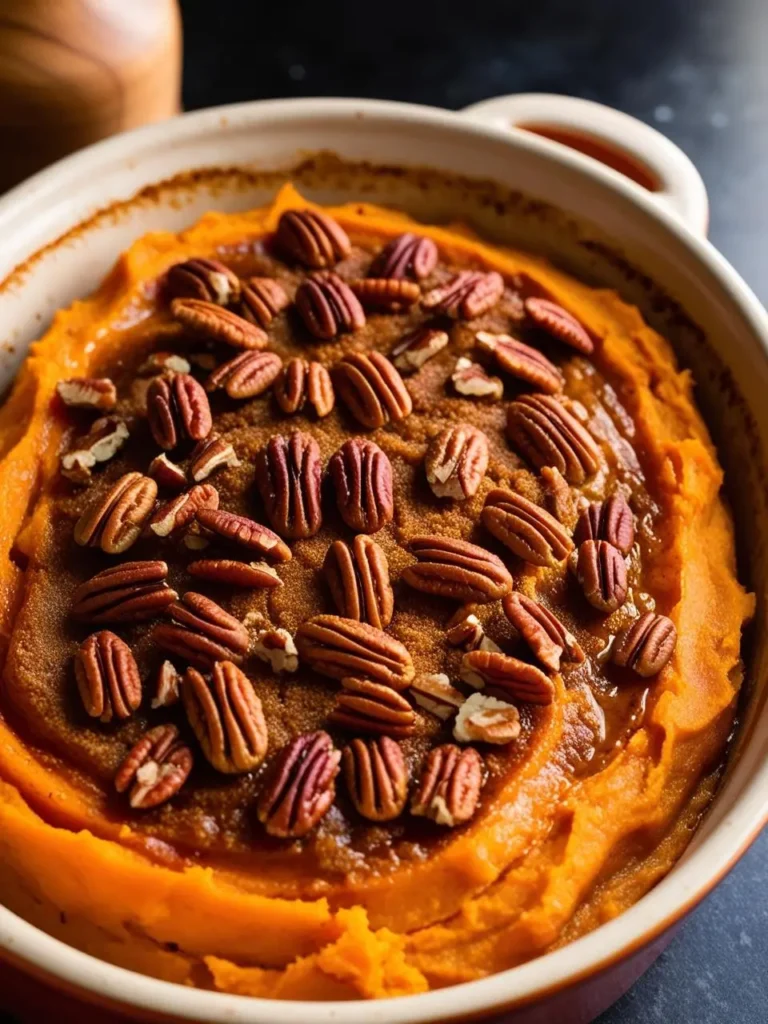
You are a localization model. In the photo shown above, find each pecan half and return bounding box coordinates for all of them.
[411,744,483,826]
[334,351,412,428]
[451,357,503,400]
[349,278,420,311]
[188,434,241,482]
[151,660,181,708]
[147,372,212,450]
[205,350,282,399]
[295,615,415,690]
[183,662,268,773]
[74,472,158,554]
[187,558,282,589]
[254,432,323,539]
[476,331,564,394]
[171,298,267,350]
[343,737,408,822]
[507,394,602,484]
[56,377,117,411]
[481,488,574,567]
[323,535,394,629]
[425,424,489,500]
[61,416,129,484]
[139,352,192,376]
[453,692,521,745]
[257,730,341,838]
[411,672,464,720]
[460,649,555,705]
[239,276,290,327]
[540,465,578,528]
[74,631,142,722]
[391,326,449,373]
[273,358,335,418]
[612,612,677,677]
[525,297,594,354]
[149,483,219,538]
[422,270,504,319]
[115,724,193,809]
[369,233,438,280]
[195,508,292,562]
[576,540,628,613]
[275,209,351,269]
[253,628,299,673]
[403,535,513,604]
[151,592,250,668]
[574,494,635,555]
[329,677,416,737]
[148,453,187,490]
[71,560,177,623]
[502,592,584,672]
[166,258,241,305]
[328,437,394,533]
[295,272,366,340]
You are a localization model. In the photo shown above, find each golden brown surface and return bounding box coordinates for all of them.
[0,184,753,998]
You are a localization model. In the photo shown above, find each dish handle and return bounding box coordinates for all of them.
[457,93,709,236]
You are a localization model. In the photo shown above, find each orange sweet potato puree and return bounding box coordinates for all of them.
[0,184,752,998]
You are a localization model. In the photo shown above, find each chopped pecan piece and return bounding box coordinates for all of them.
[576,539,628,613]
[403,535,513,604]
[254,432,323,540]
[205,350,282,399]
[187,558,282,589]
[411,744,484,826]
[451,357,503,400]
[187,434,241,483]
[239,276,290,327]
[183,662,268,773]
[295,272,366,340]
[151,660,181,708]
[476,331,564,394]
[115,724,193,809]
[540,465,578,527]
[56,377,117,411]
[147,372,212,450]
[275,209,351,269]
[151,592,250,668]
[74,471,158,554]
[482,488,574,567]
[349,278,420,311]
[328,437,393,534]
[343,737,408,822]
[574,494,635,555]
[502,592,584,672]
[71,560,177,623]
[257,731,341,838]
[334,351,412,429]
[273,358,335,418]
[391,326,449,373]
[166,257,240,305]
[295,615,415,690]
[148,483,219,538]
[507,394,602,484]
[329,677,416,737]
[61,416,129,484]
[171,297,267,350]
[74,631,142,722]
[612,612,677,677]
[369,233,438,280]
[422,270,504,319]
[323,535,394,629]
[453,693,521,745]
[195,508,292,562]
[446,612,485,650]
[425,424,489,499]
[411,673,464,720]
[253,628,299,673]
[525,297,594,354]
[460,649,555,705]
[138,352,192,377]
[148,453,187,490]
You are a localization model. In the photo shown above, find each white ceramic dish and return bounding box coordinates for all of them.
[0,94,765,1023]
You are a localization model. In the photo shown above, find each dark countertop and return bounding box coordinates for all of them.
[185,1,768,1021]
